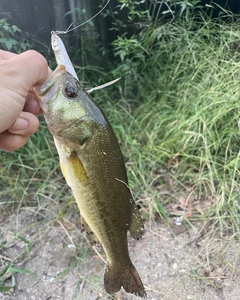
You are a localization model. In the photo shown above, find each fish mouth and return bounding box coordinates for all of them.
[37,65,66,100]
[48,64,66,81]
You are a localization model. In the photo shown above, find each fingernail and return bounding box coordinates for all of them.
[12,118,28,131]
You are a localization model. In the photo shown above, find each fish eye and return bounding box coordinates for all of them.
[64,85,78,98]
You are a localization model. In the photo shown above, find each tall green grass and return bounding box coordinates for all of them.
[92,16,240,232]
[0,119,67,212]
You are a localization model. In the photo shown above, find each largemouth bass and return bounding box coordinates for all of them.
[38,33,146,298]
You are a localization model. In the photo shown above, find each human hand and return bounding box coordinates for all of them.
[0,50,51,151]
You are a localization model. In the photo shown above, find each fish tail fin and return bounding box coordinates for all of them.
[104,262,147,298]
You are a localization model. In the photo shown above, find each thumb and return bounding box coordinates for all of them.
[7,111,39,135]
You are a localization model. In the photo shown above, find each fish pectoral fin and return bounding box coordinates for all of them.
[104,262,147,298]
[81,216,99,246]
[61,151,88,186]
[129,199,144,240]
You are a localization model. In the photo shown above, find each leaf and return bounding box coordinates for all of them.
[10,267,35,275]
[0,264,12,277]
[14,235,33,257]
[119,50,126,62]
[26,244,33,257]
[11,274,16,287]
[12,25,21,33]
[0,286,12,292]
[162,10,175,15]
[1,38,18,51]
[15,235,30,244]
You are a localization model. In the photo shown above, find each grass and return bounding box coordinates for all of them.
[99,16,240,233]
[1,10,240,296]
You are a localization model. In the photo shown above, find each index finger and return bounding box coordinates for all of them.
[1,50,51,91]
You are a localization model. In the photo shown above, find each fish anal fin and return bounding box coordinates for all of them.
[104,262,147,298]
[81,216,99,246]
[129,199,144,240]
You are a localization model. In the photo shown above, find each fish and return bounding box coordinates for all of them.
[38,32,146,298]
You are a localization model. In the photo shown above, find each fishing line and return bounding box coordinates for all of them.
[55,0,111,35]
[51,0,120,92]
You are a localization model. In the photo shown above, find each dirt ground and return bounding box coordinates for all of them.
[1,202,240,300]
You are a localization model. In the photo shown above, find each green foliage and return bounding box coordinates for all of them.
[0,119,63,212]
[0,19,30,52]
[103,0,203,32]
[0,262,35,292]
[88,3,240,230]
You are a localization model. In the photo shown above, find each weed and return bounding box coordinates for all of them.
[91,10,240,237]
[0,262,35,292]
[0,19,30,52]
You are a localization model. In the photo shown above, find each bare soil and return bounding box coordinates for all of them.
[1,202,240,300]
